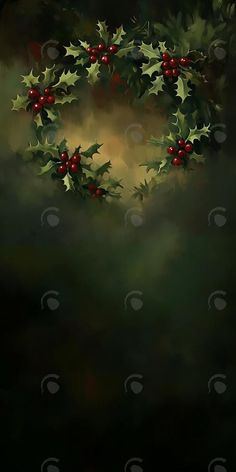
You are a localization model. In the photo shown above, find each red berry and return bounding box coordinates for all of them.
[95,188,105,196]
[178,149,186,158]
[28,88,40,100]
[87,47,93,54]
[167,146,177,155]
[162,61,170,69]
[89,55,97,63]
[66,160,72,169]
[60,151,69,162]
[38,95,48,106]
[169,58,178,68]
[172,157,183,166]
[70,163,78,173]
[185,143,193,153]
[172,68,180,77]
[88,183,97,193]
[108,44,118,54]
[32,102,42,113]
[57,164,67,174]
[163,69,172,78]
[177,139,186,148]
[162,52,170,61]
[44,87,51,96]
[91,48,98,55]
[47,95,55,105]
[179,57,190,67]
[71,153,81,164]
[97,43,107,52]
[101,55,110,65]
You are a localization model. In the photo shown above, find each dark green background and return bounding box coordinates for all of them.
[0,0,235,470]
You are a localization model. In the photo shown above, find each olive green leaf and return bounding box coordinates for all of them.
[11,94,30,111]
[26,139,58,157]
[21,69,40,87]
[97,20,109,45]
[111,25,126,45]
[63,173,75,191]
[116,40,136,58]
[53,70,80,89]
[186,124,211,142]
[38,160,56,175]
[138,42,160,60]
[86,62,101,85]
[148,75,165,95]
[176,76,192,102]
[82,143,103,158]
[54,94,78,105]
[42,66,57,87]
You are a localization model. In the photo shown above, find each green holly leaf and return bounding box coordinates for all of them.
[95,160,111,176]
[138,42,160,60]
[172,109,189,138]
[140,160,162,172]
[75,57,88,67]
[58,139,68,154]
[111,25,126,45]
[54,94,78,105]
[82,167,96,179]
[101,178,123,191]
[82,143,103,158]
[63,173,75,191]
[26,139,58,157]
[34,113,43,128]
[64,42,83,58]
[148,75,165,95]
[97,20,109,45]
[11,94,30,111]
[176,76,192,102]
[38,160,56,175]
[190,152,206,164]
[53,70,80,89]
[86,62,101,85]
[42,66,57,87]
[183,69,204,86]
[21,69,40,87]
[45,108,58,123]
[116,40,136,58]
[187,124,211,142]
[158,41,167,53]
[141,60,162,77]
[79,40,90,50]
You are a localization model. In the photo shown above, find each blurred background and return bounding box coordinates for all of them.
[0,0,235,471]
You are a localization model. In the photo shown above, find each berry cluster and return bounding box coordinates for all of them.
[161,52,190,79]
[167,139,193,166]
[28,87,55,114]
[87,43,118,65]
[87,183,106,198]
[57,150,81,175]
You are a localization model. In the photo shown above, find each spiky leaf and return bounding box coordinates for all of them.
[42,66,57,87]
[54,94,78,105]
[65,43,83,58]
[58,139,68,154]
[111,25,126,45]
[45,108,58,122]
[11,94,30,111]
[187,124,211,142]
[63,173,75,191]
[158,41,167,53]
[116,41,136,58]
[101,178,123,190]
[141,60,162,77]
[79,40,90,50]
[176,76,192,102]
[53,70,80,89]
[190,153,206,163]
[26,140,58,157]
[148,75,165,95]
[82,143,103,158]
[138,42,160,60]
[96,160,112,176]
[172,109,189,138]
[75,57,88,67]
[21,70,40,87]
[38,160,56,175]
[86,62,101,85]
[97,20,109,45]
[34,113,43,128]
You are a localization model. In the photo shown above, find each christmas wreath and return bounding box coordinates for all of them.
[12,0,235,201]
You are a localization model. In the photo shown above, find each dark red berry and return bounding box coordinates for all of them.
[38,95,48,106]
[162,52,170,62]
[172,68,180,77]
[162,61,170,69]
[178,149,186,158]
[97,43,107,52]
[177,139,186,148]
[95,188,105,196]
[108,44,118,54]
[87,47,93,54]
[172,157,183,166]
[185,143,193,153]
[60,151,69,162]
[101,55,111,65]
[169,58,178,68]
[88,183,97,193]
[66,160,72,169]
[179,57,190,67]
[70,163,78,173]
[32,102,42,113]
[28,88,40,100]
[57,164,67,174]
[167,146,177,155]
[71,154,81,164]
[164,69,172,78]
[47,95,55,105]
[89,55,97,63]
[91,48,98,55]
[44,87,51,96]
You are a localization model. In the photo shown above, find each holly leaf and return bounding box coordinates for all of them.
[101,178,123,191]
[11,94,30,111]
[38,160,56,175]
[63,173,75,191]
[53,70,80,89]
[111,25,126,45]
[21,69,40,87]
[172,109,189,138]
[45,108,58,123]
[140,160,162,172]
[34,113,43,128]
[187,124,211,142]
[176,76,192,102]
[190,152,206,164]
[97,20,109,45]
[82,167,96,179]
[138,42,160,60]
[58,139,68,154]
[79,40,90,50]
[42,66,57,87]
[148,75,165,95]
[75,57,88,67]
[141,60,162,77]
[64,42,83,58]
[116,41,136,58]
[86,62,101,85]
[158,41,167,53]
[26,139,58,157]
[54,94,78,105]
[82,143,103,158]
[95,160,111,176]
